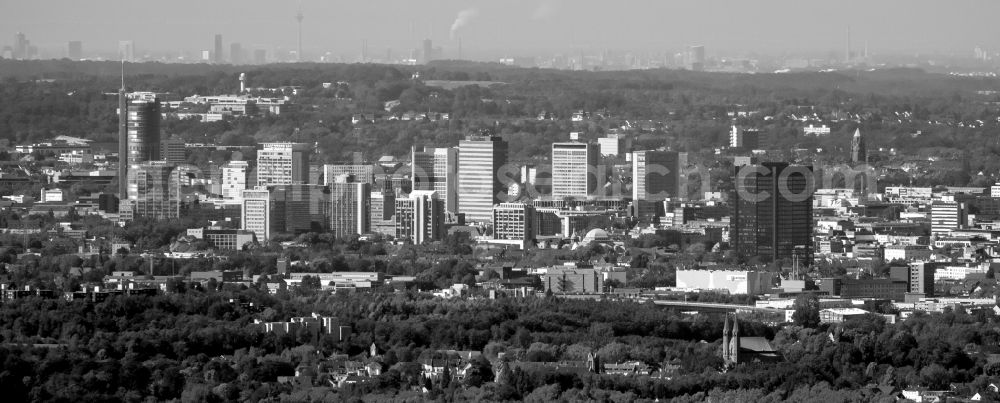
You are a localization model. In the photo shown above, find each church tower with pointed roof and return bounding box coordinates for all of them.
[851,128,867,165]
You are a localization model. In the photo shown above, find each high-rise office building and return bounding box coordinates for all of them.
[930,200,968,238]
[731,162,814,264]
[329,181,370,239]
[422,39,434,64]
[126,92,161,166]
[242,188,277,242]
[229,42,242,64]
[275,184,329,234]
[632,150,686,201]
[412,146,458,214]
[395,190,444,244]
[67,41,82,60]
[222,160,249,202]
[125,161,179,221]
[256,142,311,186]
[119,40,135,62]
[492,203,535,250]
[458,135,508,222]
[686,45,705,71]
[323,164,375,184]
[160,136,186,163]
[13,32,28,60]
[551,142,598,200]
[369,190,396,236]
[254,49,267,65]
[214,34,223,64]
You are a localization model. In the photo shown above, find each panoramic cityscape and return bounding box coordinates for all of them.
[5,1,1000,402]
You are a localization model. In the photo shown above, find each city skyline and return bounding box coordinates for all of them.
[5,1,1000,61]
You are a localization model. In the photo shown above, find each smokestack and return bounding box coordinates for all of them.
[845,26,851,64]
[458,36,462,60]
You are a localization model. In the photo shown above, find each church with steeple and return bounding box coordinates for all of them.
[721,313,783,367]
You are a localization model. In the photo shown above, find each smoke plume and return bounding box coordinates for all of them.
[450,8,479,39]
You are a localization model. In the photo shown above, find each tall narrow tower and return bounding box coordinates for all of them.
[118,61,128,199]
[845,26,851,64]
[295,3,304,62]
[851,128,867,165]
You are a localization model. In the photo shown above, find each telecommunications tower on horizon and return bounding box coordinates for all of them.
[295,3,304,62]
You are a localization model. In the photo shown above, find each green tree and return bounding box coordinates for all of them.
[792,293,820,328]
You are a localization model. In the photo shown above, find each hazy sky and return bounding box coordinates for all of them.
[4,0,1000,57]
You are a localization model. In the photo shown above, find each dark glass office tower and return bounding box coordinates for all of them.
[731,162,813,265]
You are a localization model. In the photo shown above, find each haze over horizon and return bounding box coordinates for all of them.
[3,0,999,58]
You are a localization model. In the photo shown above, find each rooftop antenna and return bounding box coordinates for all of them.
[296,1,304,62]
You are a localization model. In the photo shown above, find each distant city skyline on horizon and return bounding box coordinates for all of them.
[4,0,1000,62]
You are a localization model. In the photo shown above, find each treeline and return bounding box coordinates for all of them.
[1,279,999,401]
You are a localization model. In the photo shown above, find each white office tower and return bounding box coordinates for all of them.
[551,142,598,200]
[458,135,508,222]
[221,160,249,203]
[241,188,273,242]
[256,142,311,186]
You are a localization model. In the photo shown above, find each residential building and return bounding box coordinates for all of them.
[909,262,936,297]
[551,142,598,200]
[458,135,508,222]
[731,162,813,264]
[256,142,311,186]
[883,245,932,262]
[394,190,444,244]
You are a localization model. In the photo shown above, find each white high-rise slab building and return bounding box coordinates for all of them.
[551,142,598,200]
[256,142,311,186]
[458,135,508,222]
[221,160,248,203]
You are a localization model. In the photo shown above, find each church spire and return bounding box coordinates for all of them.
[851,127,867,165]
[722,314,731,363]
[729,315,740,364]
